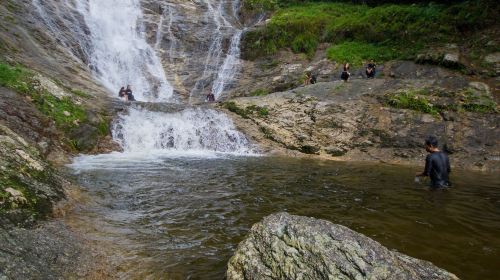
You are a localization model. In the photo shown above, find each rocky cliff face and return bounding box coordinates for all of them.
[223,62,499,170]
[1,0,254,102]
[227,212,459,280]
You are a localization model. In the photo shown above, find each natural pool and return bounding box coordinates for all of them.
[68,155,500,279]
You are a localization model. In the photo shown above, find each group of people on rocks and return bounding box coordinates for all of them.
[305,60,377,85]
[340,60,376,82]
[118,85,136,101]
[119,84,217,103]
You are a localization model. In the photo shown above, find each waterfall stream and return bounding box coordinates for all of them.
[190,0,243,101]
[73,0,173,102]
[112,107,254,155]
[32,0,255,156]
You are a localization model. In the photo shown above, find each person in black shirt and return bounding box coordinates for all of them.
[206,92,215,102]
[366,60,376,78]
[340,63,350,82]
[310,74,317,84]
[118,86,126,99]
[416,136,451,187]
[125,85,136,101]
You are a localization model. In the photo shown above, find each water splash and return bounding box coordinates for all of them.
[74,0,173,101]
[190,0,243,101]
[211,30,243,100]
[112,107,255,155]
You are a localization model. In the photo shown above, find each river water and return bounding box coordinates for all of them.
[68,155,500,280]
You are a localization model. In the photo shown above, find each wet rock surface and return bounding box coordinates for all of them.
[224,73,499,171]
[0,87,64,159]
[0,123,65,226]
[227,212,459,280]
[0,221,113,279]
[0,121,113,279]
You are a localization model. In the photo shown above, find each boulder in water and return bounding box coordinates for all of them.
[227,212,459,280]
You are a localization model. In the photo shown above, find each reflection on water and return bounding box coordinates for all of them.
[67,156,500,280]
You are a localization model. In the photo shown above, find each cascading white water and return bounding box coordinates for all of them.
[112,107,254,155]
[33,0,257,158]
[74,0,173,101]
[190,0,243,101]
[155,5,177,62]
[211,30,243,100]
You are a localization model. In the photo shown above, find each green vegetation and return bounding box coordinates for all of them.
[387,89,438,115]
[0,63,32,93]
[37,94,87,129]
[259,126,276,141]
[71,88,93,99]
[385,87,497,115]
[224,101,249,118]
[326,42,395,66]
[243,1,498,64]
[250,88,270,96]
[224,101,270,118]
[0,62,87,130]
[0,62,108,151]
[97,119,110,136]
[459,89,497,113]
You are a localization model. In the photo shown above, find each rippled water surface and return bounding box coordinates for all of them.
[67,155,500,279]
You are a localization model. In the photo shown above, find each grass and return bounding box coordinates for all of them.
[224,101,249,118]
[224,102,270,118]
[0,62,109,151]
[37,94,87,130]
[387,90,438,115]
[385,87,497,115]
[0,62,88,130]
[250,88,270,96]
[71,89,93,99]
[242,1,498,64]
[326,41,396,66]
[0,63,32,93]
[459,88,497,113]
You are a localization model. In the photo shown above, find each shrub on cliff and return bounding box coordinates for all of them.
[242,0,498,62]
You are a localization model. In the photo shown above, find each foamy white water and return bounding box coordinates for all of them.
[74,0,173,101]
[32,0,260,163]
[112,107,255,154]
[190,0,243,101]
[211,30,243,99]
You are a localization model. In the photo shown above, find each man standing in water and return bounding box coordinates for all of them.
[416,136,451,188]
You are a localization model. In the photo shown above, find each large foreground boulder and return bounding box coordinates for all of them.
[227,213,459,280]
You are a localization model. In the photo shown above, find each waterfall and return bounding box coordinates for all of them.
[190,0,243,101]
[33,0,256,157]
[112,107,254,155]
[155,5,177,62]
[211,30,243,100]
[73,0,173,101]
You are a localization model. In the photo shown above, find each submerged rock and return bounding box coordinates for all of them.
[227,212,459,280]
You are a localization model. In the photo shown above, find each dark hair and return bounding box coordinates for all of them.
[425,135,438,147]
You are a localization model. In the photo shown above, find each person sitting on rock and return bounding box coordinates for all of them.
[310,74,317,84]
[415,135,451,188]
[340,63,350,82]
[118,86,128,101]
[206,92,215,102]
[366,60,376,78]
[125,85,136,101]
[304,72,312,85]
